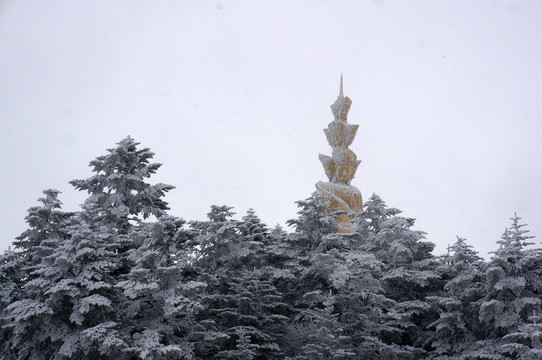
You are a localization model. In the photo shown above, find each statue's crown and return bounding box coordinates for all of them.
[330,74,352,121]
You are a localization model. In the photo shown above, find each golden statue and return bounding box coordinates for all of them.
[316,75,363,233]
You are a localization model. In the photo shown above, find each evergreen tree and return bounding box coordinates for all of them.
[118,215,201,359]
[479,214,540,340]
[358,193,439,356]
[4,137,175,359]
[0,249,24,312]
[69,136,174,234]
[5,204,128,359]
[287,242,410,359]
[286,192,338,251]
[10,189,74,297]
[190,206,288,359]
[426,237,486,358]
[13,189,73,254]
[358,194,433,267]
[0,249,25,354]
[239,208,269,242]
[1,190,73,358]
[285,192,412,358]
[358,193,401,236]
[501,311,542,359]
[285,290,353,359]
[283,192,344,357]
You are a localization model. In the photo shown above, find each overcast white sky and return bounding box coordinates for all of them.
[1,0,541,257]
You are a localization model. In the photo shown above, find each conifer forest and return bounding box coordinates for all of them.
[1,137,541,360]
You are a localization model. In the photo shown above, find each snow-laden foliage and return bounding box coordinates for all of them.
[355,194,440,356]
[501,312,542,359]
[118,215,200,359]
[286,191,338,251]
[189,207,290,359]
[1,138,541,359]
[479,214,541,339]
[69,136,175,232]
[425,237,486,358]
[2,201,127,359]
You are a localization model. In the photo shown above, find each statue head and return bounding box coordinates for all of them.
[333,164,353,184]
[331,95,352,122]
[319,149,361,184]
[319,149,361,185]
[332,149,361,184]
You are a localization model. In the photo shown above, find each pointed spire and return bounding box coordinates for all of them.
[339,74,344,98]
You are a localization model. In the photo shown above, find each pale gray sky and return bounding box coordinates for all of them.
[1,0,541,257]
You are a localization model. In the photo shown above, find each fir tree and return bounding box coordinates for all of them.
[0,249,25,355]
[358,193,401,236]
[4,138,176,359]
[285,193,413,358]
[190,206,288,359]
[358,193,439,356]
[5,205,128,359]
[69,136,174,234]
[10,189,74,294]
[13,189,73,254]
[286,192,338,251]
[118,215,201,359]
[6,134,542,360]
[1,190,74,358]
[479,214,540,340]
[239,208,269,242]
[285,290,353,359]
[426,237,486,358]
[501,311,542,359]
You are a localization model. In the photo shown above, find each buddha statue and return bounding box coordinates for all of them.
[315,75,363,233]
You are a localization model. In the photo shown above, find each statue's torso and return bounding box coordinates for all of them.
[316,181,363,213]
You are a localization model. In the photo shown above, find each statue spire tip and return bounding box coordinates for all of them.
[339,74,344,98]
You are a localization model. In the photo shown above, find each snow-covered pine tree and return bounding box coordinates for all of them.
[283,191,340,358]
[286,191,338,252]
[332,247,413,359]
[285,290,353,360]
[117,215,202,359]
[8,189,74,299]
[13,189,73,254]
[0,249,24,313]
[1,190,74,358]
[287,243,411,359]
[237,208,295,357]
[69,136,174,235]
[479,214,541,341]
[5,138,176,359]
[357,193,401,236]
[190,206,287,359]
[357,193,439,357]
[283,192,411,358]
[357,194,433,267]
[501,311,542,359]
[4,198,128,359]
[189,205,240,274]
[282,192,346,357]
[426,237,486,358]
[239,208,269,242]
[0,249,26,355]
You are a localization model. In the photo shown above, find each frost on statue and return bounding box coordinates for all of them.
[316,75,363,233]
